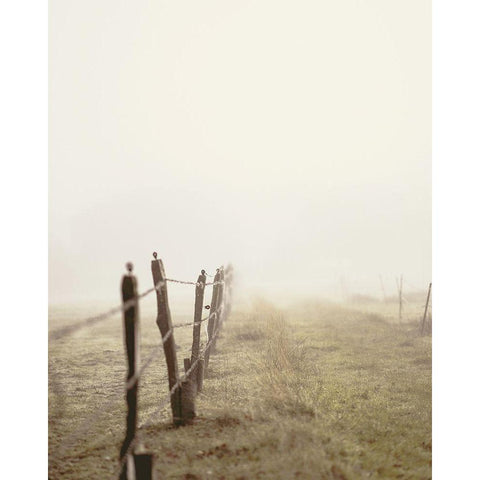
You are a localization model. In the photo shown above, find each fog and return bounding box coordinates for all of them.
[49,0,431,305]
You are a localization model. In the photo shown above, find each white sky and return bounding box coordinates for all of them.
[49,0,431,304]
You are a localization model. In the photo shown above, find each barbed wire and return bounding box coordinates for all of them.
[170,311,214,330]
[49,265,227,477]
[124,308,217,390]
[51,388,125,464]
[165,278,200,286]
[113,306,224,478]
[48,275,226,343]
[166,277,224,287]
[49,303,129,342]
[125,335,171,391]
[50,301,224,467]
[142,306,223,430]
[48,280,165,342]
[113,308,223,478]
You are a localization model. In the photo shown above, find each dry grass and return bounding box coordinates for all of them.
[49,299,431,479]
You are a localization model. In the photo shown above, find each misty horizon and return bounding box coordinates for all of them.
[49,0,431,305]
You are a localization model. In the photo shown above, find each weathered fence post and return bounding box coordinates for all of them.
[119,262,139,480]
[151,253,183,425]
[189,270,206,392]
[151,252,195,426]
[421,282,432,334]
[179,373,196,424]
[133,454,155,480]
[119,264,155,479]
[213,267,225,344]
[205,268,221,370]
[224,264,234,320]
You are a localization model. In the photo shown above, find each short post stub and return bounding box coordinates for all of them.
[119,264,139,479]
[151,255,182,426]
[133,453,156,480]
[180,377,196,425]
[182,356,196,420]
[196,358,205,393]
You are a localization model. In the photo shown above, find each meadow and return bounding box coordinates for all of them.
[49,297,431,479]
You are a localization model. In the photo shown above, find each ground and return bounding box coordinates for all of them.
[48,298,431,479]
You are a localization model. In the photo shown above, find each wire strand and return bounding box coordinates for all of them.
[114,307,224,477]
[52,302,225,463]
[49,281,165,342]
[48,275,224,342]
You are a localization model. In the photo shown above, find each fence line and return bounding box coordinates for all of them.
[143,317,221,430]
[48,255,233,480]
[52,389,126,462]
[118,257,231,478]
[166,277,224,287]
[52,318,204,470]
[52,264,430,478]
[48,276,225,343]
[50,307,224,463]
[395,281,433,333]
[421,283,433,334]
[114,321,223,479]
[48,280,165,342]
[124,306,222,390]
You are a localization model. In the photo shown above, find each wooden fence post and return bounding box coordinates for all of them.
[224,264,233,320]
[213,267,225,348]
[151,253,184,426]
[421,282,432,334]
[205,269,221,370]
[119,263,139,480]
[133,454,155,480]
[151,253,196,425]
[189,270,206,392]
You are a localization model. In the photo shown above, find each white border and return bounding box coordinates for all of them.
[3,0,479,477]
[433,1,480,478]
[0,0,48,476]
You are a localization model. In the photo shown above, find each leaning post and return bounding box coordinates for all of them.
[151,252,184,426]
[421,282,432,334]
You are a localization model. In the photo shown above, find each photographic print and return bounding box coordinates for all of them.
[49,1,431,478]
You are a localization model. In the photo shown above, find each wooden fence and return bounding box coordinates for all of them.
[49,254,234,480]
[118,255,233,479]
[49,260,430,479]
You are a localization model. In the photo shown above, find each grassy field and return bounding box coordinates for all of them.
[49,298,431,479]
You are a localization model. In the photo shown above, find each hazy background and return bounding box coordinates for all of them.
[49,0,431,305]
